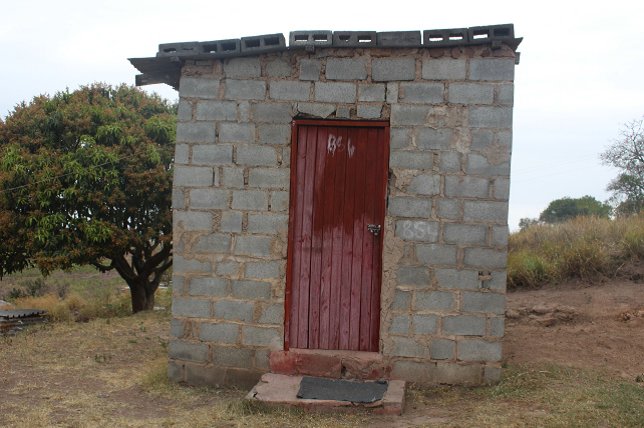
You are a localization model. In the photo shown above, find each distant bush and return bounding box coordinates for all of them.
[508,215,643,288]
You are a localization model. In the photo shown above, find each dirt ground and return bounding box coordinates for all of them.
[1,280,643,427]
[504,280,644,380]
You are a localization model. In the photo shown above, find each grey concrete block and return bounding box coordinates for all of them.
[258,303,284,324]
[249,169,289,189]
[200,322,240,344]
[232,279,272,299]
[169,340,208,362]
[179,77,220,98]
[357,104,382,119]
[258,124,290,145]
[270,191,289,212]
[435,269,480,290]
[192,145,233,165]
[390,105,430,126]
[174,166,213,187]
[469,58,515,81]
[234,236,272,257]
[224,57,261,78]
[270,81,311,101]
[422,59,466,80]
[396,266,430,287]
[358,83,386,102]
[399,82,444,104]
[390,315,410,335]
[222,167,244,188]
[395,220,439,242]
[173,211,212,232]
[172,297,211,317]
[219,122,255,143]
[489,317,505,337]
[299,59,321,81]
[219,212,242,234]
[333,31,377,47]
[457,339,501,362]
[416,244,458,266]
[389,151,433,170]
[216,260,240,277]
[242,326,282,347]
[470,130,494,151]
[422,28,467,47]
[232,190,269,211]
[389,197,431,218]
[492,225,509,247]
[377,31,421,47]
[170,319,184,338]
[172,188,185,210]
[314,82,356,103]
[290,30,332,46]
[296,102,336,118]
[386,83,399,103]
[448,83,494,104]
[430,338,455,360]
[245,261,281,279]
[390,127,411,149]
[464,201,509,222]
[464,248,507,269]
[372,58,416,81]
[484,366,502,384]
[392,290,411,310]
[439,151,462,173]
[189,188,229,209]
[469,107,513,128]
[417,128,452,150]
[189,277,228,297]
[335,106,351,118]
[413,314,438,334]
[466,154,511,176]
[175,144,189,165]
[391,337,428,358]
[414,291,454,311]
[443,315,486,335]
[177,101,193,122]
[493,177,510,200]
[176,122,216,144]
[193,233,231,253]
[444,223,487,245]
[224,80,266,100]
[252,103,293,123]
[325,58,368,80]
[266,59,293,77]
[213,346,255,367]
[241,33,286,54]
[196,101,237,121]
[408,175,440,196]
[236,145,277,166]
[497,83,514,106]
[214,299,255,322]
[248,213,288,234]
[437,199,462,220]
[462,292,505,314]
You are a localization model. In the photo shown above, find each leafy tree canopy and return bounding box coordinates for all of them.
[0,83,175,312]
[539,195,612,224]
[601,118,644,216]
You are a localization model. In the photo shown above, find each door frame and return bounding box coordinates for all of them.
[284,119,390,351]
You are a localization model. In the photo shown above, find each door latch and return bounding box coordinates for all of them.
[367,224,382,236]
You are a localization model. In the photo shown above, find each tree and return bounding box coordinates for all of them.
[539,196,612,224]
[518,217,540,231]
[601,118,644,215]
[0,83,175,312]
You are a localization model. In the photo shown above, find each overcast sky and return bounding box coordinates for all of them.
[2,0,643,229]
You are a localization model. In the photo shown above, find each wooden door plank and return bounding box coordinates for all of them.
[339,126,356,350]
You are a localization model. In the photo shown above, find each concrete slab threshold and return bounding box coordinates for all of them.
[246,373,405,415]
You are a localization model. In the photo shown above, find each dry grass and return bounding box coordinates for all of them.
[508,215,644,288]
[2,312,643,427]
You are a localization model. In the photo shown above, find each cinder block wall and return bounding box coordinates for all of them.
[169,45,515,387]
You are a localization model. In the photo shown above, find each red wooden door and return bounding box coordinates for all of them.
[286,120,389,352]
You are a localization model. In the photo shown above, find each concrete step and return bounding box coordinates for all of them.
[269,348,392,380]
[246,373,405,415]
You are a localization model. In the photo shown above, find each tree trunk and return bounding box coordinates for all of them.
[128,280,156,313]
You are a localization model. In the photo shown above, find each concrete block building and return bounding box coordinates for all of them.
[130,24,521,388]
